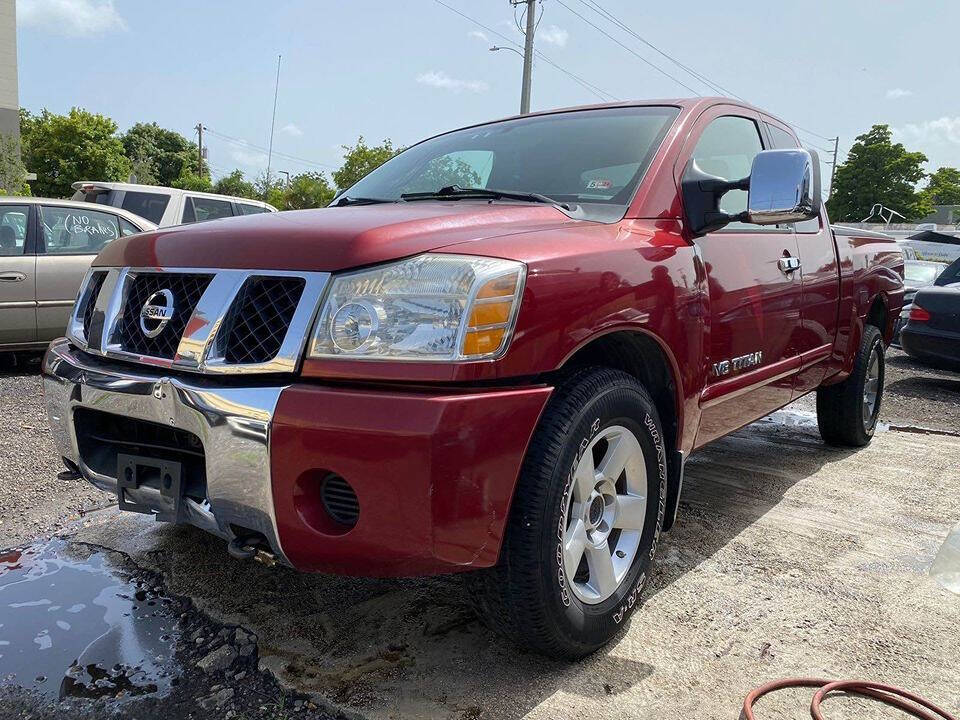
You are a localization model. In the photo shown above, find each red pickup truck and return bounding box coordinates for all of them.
[43,98,903,658]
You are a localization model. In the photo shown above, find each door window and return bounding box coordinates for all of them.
[119,218,144,236]
[0,205,29,256]
[38,206,120,255]
[688,116,763,230]
[120,191,170,225]
[182,196,234,224]
[764,122,821,233]
[237,203,269,215]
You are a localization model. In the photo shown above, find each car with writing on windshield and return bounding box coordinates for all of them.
[0,197,155,352]
[44,98,902,658]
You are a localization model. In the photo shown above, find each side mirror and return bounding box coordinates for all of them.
[747,148,821,226]
[681,148,821,237]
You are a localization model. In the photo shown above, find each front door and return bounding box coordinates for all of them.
[679,110,805,446]
[0,203,37,346]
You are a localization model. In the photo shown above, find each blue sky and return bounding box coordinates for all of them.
[15,0,960,187]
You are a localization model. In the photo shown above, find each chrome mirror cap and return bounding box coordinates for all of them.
[747,149,821,226]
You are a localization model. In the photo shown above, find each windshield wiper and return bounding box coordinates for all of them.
[400,185,570,210]
[332,196,396,207]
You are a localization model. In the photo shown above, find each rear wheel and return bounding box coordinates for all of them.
[466,367,667,659]
[816,325,885,447]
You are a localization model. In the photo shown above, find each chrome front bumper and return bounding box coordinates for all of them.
[42,338,291,565]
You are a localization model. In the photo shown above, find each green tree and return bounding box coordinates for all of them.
[922,167,960,206]
[212,169,257,199]
[281,171,336,209]
[332,136,399,190]
[122,122,203,186]
[255,172,286,208]
[172,169,212,192]
[826,124,931,221]
[20,108,130,198]
[0,133,30,195]
[402,154,482,194]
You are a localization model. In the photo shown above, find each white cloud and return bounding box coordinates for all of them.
[280,123,303,137]
[416,70,489,94]
[468,29,488,43]
[230,149,269,167]
[894,117,960,147]
[885,88,912,100]
[539,24,569,47]
[17,0,127,37]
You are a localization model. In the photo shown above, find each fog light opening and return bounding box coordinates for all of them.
[321,473,360,528]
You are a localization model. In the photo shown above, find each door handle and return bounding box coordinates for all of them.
[778,256,801,274]
[0,271,26,282]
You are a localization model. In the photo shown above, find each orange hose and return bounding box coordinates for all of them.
[742,678,956,720]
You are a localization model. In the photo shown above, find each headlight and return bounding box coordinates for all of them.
[309,254,525,361]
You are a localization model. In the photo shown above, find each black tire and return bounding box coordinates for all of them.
[816,324,885,447]
[466,367,667,659]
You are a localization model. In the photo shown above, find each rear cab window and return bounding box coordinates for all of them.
[39,206,121,255]
[764,122,822,233]
[0,205,29,256]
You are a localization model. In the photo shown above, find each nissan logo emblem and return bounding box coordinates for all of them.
[140,289,176,338]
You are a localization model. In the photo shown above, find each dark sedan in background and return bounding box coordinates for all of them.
[899,257,960,368]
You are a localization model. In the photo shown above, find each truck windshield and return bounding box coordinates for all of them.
[341,106,679,221]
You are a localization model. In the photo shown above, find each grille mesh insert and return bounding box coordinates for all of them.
[81,271,108,341]
[221,276,305,364]
[115,273,213,359]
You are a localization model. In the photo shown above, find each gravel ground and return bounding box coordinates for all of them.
[1,346,958,719]
[0,353,113,547]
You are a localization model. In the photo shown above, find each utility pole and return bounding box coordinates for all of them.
[828,136,839,200]
[195,123,204,176]
[265,54,282,193]
[517,0,537,114]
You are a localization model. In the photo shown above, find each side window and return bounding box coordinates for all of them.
[119,218,143,236]
[688,116,763,230]
[765,122,822,234]
[38,206,120,255]
[401,150,494,194]
[120,191,170,225]
[0,205,29,256]
[182,196,233,224]
[237,203,268,216]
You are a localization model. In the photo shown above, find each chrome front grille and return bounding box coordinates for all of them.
[68,267,330,374]
[115,273,214,359]
[221,276,306,364]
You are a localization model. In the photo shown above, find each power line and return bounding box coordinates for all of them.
[567,0,838,142]
[553,0,701,95]
[432,0,620,102]
[204,128,335,170]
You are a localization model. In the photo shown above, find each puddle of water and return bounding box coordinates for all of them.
[0,540,181,702]
[761,408,889,432]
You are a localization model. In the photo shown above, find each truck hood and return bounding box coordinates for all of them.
[94,202,579,271]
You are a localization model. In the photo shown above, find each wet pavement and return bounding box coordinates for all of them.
[0,541,180,703]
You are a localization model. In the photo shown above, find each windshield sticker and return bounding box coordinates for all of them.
[585,179,613,190]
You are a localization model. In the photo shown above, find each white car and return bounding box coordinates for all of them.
[71,181,277,227]
[0,197,156,351]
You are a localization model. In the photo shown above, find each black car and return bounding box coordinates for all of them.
[899,258,960,367]
[891,259,949,345]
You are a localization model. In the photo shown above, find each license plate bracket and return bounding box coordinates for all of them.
[117,453,183,522]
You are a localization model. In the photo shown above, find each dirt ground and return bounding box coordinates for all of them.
[1,348,959,718]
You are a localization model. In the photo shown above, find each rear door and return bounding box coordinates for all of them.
[34,205,129,342]
[0,203,37,345]
[678,107,805,446]
[764,120,841,394]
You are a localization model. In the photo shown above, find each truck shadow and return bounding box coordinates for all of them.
[142,417,854,719]
[0,351,44,378]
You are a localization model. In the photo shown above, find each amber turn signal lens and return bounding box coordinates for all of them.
[462,328,507,356]
[476,273,518,299]
[468,301,512,327]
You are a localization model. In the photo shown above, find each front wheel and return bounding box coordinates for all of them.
[466,367,667,659]
[816,324,885,447]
